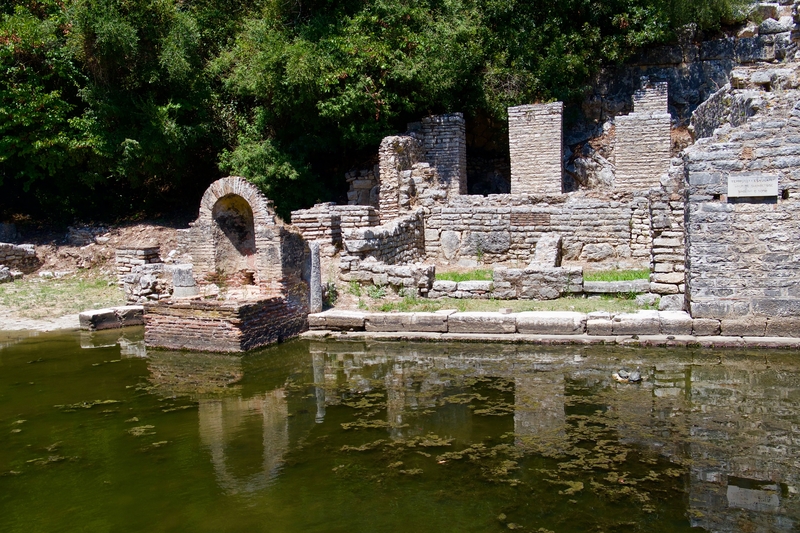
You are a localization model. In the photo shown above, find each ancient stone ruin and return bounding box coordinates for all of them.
[142,177,312,352]
[131,24,800,350]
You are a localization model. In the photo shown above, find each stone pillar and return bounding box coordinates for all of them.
[615,81,671,191]
[171,264,198,298]
[378,136,420,222]
[421,113,467,198]
[508,102,564,195]
[309,241,322,313]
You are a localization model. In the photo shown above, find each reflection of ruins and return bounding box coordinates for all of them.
[198,391,288,495]
[145,340,799,526]
[309,342,800,530]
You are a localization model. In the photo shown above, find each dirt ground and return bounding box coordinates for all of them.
[1,221,184,330]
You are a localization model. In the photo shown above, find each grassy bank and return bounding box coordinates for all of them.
[0,274,125,320]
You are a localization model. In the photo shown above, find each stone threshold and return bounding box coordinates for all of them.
[308,309,800,340]
[301,330,800,349]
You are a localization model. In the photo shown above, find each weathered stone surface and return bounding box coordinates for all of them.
[0,266,11,284]
[515,312,586,335]
[432,280,457,292]
[448,312,516,334]
[530,233,562,267]
[79,306,144,331]
[581,243,614,262]
[587,311,613,336]
[659,311,693,335]
[721,317,768,337]
[318,310,367,330]
[309,241,322,313]
[692,318,721,336]
[364,312,448,332]
[456,280,493,292]
[612,310,661,335]
[583,280,650,294]
[440,230,461,259]
[658,294,685,311]
[765,317,800,337]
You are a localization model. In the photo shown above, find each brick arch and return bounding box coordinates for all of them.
[197,176,276,228]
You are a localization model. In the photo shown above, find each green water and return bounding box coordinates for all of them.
[1,329,799,532]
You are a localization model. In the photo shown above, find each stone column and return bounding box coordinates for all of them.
[309,241,322,313]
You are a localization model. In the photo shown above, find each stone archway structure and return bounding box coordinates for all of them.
[181,176,305,298]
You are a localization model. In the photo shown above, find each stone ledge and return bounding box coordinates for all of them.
[79,306,144,331]
[300,330,800,348]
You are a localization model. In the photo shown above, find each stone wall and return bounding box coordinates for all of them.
[343,258,434,296]
[346,166,379,207]
[116,245,161,282]
[291,203,379,259]
[180,176,308,298]
[508,103,563,195]
[341,209,425,266]
[144,297,307,353]
[0,243,37,272]
[378,135,422,221]
[420,113,467,198]
[615,83,671,191]
[428,266,583,300]
[685,87,800,320]
[424,193,643,267]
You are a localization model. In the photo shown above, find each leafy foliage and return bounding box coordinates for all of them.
[1,0,751,220]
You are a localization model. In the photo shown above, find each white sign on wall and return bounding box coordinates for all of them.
[727,174,779,197]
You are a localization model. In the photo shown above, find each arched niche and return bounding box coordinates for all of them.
[212,194,257,279]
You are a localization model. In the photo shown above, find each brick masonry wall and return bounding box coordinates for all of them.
[424,193,644,267]
[144,297,307,352]
[421,113,467,198]
[508,103,563,195]
[685,90,800,319]
[615,112,671,191]
[116,245,161,283]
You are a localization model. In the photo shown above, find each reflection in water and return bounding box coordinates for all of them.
[198,391,288,495]
[143,340,799,530]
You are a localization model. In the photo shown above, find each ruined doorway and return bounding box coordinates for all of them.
[212,194,257,280]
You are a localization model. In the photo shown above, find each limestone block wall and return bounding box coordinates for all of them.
[378,135,422,221]
[346,166,379,207]
[122,263,172,303]
[508,103,563,195]
[424,193,642,267]
[421,113,467,198]
[291,204,379,258]
[344,259,435,296]
[340,209,425,268]
[685,91,800,319]
[0,243,37,272]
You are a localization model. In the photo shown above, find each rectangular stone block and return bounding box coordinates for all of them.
[516,311,586,335]
[765,317,800,337]
[692,318,721,336]
[448,312,516,334]
[720,317,767,337]
[365,313,413,332]
[659,311,693,335]
[320,310,367,330]
[587,311,613,336]
[612,310,661,335]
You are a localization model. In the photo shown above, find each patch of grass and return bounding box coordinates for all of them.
[368,295,643,314]
[0,273,125,319]
[347,280,362,297]
[366,284,386,299]
[435,269,493,283]
[583,269,650,282]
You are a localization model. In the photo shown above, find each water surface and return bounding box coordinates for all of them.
[1,329,799,532]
